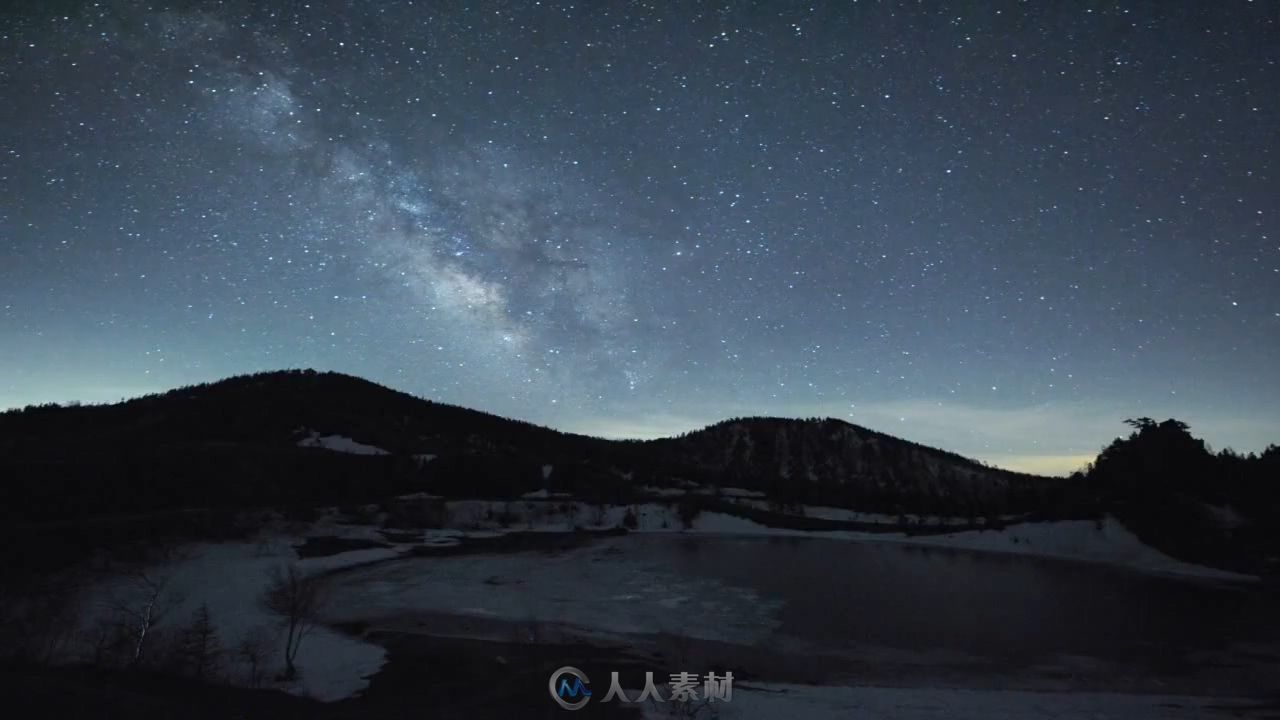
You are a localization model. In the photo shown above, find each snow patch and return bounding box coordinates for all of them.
[518,488,571,500]
[801,504,978,527]
[893,517,1255,582]
[297,431,389,456]
[638,485,688,497]
[440,500,677,532]
[1203,503,1247,530]
[691,512,773,534]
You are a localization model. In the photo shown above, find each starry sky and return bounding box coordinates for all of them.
[2,1,1277,474]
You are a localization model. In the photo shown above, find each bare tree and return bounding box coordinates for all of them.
[236,624,275,688]
[261,563,327,680]
[178,603,222,680]
[105,568,183,668]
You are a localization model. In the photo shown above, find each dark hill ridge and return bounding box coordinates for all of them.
[648,417,1053,515]
[0,369,1060,522]
[0,369,570,453]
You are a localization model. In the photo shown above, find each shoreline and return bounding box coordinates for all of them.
[318,499,1260,583]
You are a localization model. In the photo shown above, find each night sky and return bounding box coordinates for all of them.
[2,1,1277,474]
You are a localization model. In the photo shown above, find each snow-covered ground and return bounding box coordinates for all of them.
[860,517,1251,580]
[440,499,677,532]
[639,683,1257,720]
[1202,502,1247,530]
[796,503,992,527]
[76,538,402,701]
[686,512,1256,582]
[718,496,1032,527]
[639,485,690,497]
[520,488,572,500]
[297,431,390,455]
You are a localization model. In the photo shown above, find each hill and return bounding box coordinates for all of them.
[0,369,1059,523]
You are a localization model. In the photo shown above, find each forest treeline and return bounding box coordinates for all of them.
[1075,418,1280,572]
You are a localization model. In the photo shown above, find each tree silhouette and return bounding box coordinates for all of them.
[179,603,222,680]
[1123,417,1157,432]
[1085,417,1279,571]
[262,563,327,680]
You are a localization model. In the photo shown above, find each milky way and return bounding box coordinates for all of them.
[2,1,1277,473]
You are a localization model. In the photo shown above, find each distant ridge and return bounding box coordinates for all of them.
[0,369,1059,523]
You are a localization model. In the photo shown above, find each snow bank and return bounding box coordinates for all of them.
[720,487,767,498]
[1202,503,1247,530]
[520,488,572,500]
[305,520,388,542]
[443,500,683,532]
[648,683,1255,720]
[638,485,688,497]
[426,499,1250,581]
[723,499,994,527]
[801,504,976,527]
[685,512,1253,582]
[297,431,389,455]
[887,517,1255,582]
[690,512,772,534]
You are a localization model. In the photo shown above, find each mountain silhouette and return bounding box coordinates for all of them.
[0,369,1056,522]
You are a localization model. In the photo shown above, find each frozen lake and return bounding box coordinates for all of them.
[641,534,1278,663]
[322,533,1280,696]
